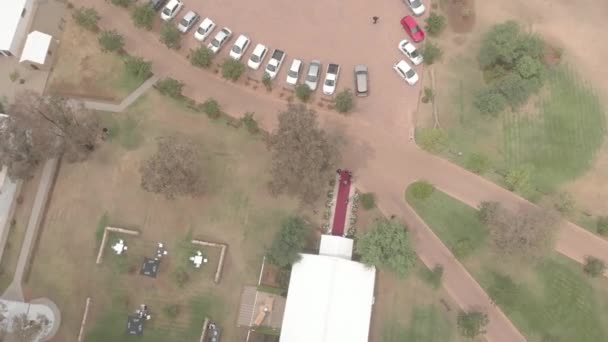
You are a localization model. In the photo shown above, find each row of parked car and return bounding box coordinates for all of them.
[392,8,428,86]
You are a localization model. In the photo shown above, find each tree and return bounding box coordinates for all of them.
[477,201,501,224]
[155,77,183,99]
[266,216,308,268]
[98,30,124,53]
[0,91,101,179]
[425,13,446,36]
[240,112,259,134]
[516,55,543,80]
[417,128,447,153]
[160,23,182,49]
[221,59,245,81]
[466,152,490,174]
[139,136,205,199]
[504,165,532,194]
[473,87,507,116]
[408,181,435,200]
[335,89,354,113]
[202,99,221,119]
[190,46,214,68]
[457,310,489,338]
[295,84,312,102]
[478,21,522,69]
[111,0,132,7]
[132,4,155,30]
[269,104,340,204]
[359,192,376,210]
[72,7,99,32]
[597,216,608,236]
[356,219,416,276]
[124,56,152,80]
[422,42,443,65]
[262,73,272,91]
[495,73,532,108]
[583,256,606,277]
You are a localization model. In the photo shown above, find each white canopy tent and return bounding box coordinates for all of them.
[319,234,354,260]
[19,31,51,65]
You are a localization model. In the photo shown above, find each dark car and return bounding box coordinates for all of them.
[150,0,167,11]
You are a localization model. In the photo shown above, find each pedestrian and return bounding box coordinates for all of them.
[372,16,379,24]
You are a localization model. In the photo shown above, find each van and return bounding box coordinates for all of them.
[354,65,369,97]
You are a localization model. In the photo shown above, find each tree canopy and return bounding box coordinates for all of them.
[457,310,489,338]
[266,216,308,269]
[269,104,340,204]
[356,219,416,276]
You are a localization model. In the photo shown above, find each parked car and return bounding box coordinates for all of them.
[398,39,423,65]
[354,65,369,97]
[150,0,167,11]
[177,11,199,33]
[393,60,419,85]
[194,18,215,41]
[160,0,183,21]
[286,59,303,86]
[322,63,340,95]
[248,43,268,70]
[305,60,322,91]
[229,35,250,60]
[265,49,286,80]
[400,16,425,42]
[404,0,425,16]
[207,28,232,54]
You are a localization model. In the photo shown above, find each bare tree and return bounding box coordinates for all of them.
[140,136,205,199]
[269,104,340,204]
[0,91,101,179]
[9,313,49,342]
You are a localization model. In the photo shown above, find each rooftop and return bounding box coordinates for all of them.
[319,234,353,260]
[0,0,29,51]
[140,257,159,278]
[20,31,51,64]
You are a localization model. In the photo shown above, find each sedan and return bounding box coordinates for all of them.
[177,11,199,33]
[286,59,303,86]
[160,0,182,21]
[194,18,215,41]
[405,0,425,16]
[393,60,419,85]
[207,28,232,54]
[248,43,268,70]
[398,39,423,65]
[400,16,425,43]
[229,35,250,60]
[305,60,322,91]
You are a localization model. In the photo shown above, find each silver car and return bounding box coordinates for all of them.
[354,65,369,97]
[305,60,322,91]
[177,11,199,33]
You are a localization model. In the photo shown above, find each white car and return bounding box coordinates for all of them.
[264,49,286,80]
[207,27,232,54]
[393,60,419,85]
[322,63,340,96]
[405,0,425,16]
[194,18,215,41]
[286,59,303,86]
[229,35,250,60]
[305,60,322,91]
[398,39,423,65]
[177,11,199,33]
[160,0,183,21]
[248,43,268,70]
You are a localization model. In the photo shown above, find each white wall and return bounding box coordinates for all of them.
[9,0,36,56]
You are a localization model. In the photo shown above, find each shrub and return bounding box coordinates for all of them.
[124,56,152,79]
[335,89,354,113]
[453,237,474,258]
[422,42,443,65]
[597,217,608,236]
[420,265,443,289]
[295,84,312,102]
[422,87,434,103]
[98,30,124,53]
[155,77,183,99]
[425,13,446,36]
[417,128,447,153]
[191,46,214,68]
[202,99,221,119]
[72,7,99,32]
[160,23,181,49]
[111,0,132,7]
[466,153,490,174]
[504,165,532,194]
[473,88,507,116]
[359,192,376,210]
[583,256,606,277]
[221,59,246,81]
[9,70,19,83]
[457,310,489,338]
[262,73,272,91]
[409,181,435,200]
[241,112,259,134]
[132,4,155,30]
[163,304,180,319]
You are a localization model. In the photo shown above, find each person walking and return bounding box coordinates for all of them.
[372,16,379,24]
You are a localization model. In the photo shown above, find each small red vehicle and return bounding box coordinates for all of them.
[400,16,425,43]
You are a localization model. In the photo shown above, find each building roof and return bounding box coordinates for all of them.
[126,314,144,336]
[319,235,353,260]
[279,254,376,342]
[20,31,51,64]
[140,257,159,278]
[0,0,29,51]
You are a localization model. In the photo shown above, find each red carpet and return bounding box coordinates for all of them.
[331,171,351,236]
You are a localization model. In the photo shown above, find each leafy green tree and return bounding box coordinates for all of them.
[221,59,246,81]
[504,165,532,194]
[155,77,183,99]
[584,256,606,277]
[408,181,435,200]
[516,55,543,79]
[132,4,155,30]
[422,42,443,65]
[160,23,182,49]
[335,89,354,113]
[417,128,447,153]
[72,7,99,32]
[191,46,214,68]
[425,13,446,36]
[478,21,522,69]
[295,84,312,102]
[124,56,152,79]
[473,88,507,116]
[98,30,124,53]
[356,219,416,276]
[266,217,308,268]
[457,310,489,338]
[241,112,259,134]
[495,74,531,108]
[202,99,221,119]
[111,0,132,7]
[597,216,608,236]
[359,192,376,210]
[466,153,490,174]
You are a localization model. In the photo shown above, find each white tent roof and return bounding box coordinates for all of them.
[280,254,376,342]
[0,0,29,51]
[319,235,353,260]
[20,31,51,64]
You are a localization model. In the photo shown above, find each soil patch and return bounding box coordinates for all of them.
[443,0,476,33]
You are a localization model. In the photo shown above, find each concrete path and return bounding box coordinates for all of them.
[75,75,159,112]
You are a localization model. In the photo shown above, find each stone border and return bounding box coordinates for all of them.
[77,297,91,342]
[95,226,140,265]
[191,239,228,284]
[198,317,210,342]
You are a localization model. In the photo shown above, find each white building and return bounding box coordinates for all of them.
[279,235,376,342]
[1,0,37,57]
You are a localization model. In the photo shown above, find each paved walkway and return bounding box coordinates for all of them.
[74,75,159,112]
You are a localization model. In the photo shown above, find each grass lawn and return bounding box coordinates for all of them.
[407,186,608,341]
[24,91,315,341]
[47,18,147,102]
[382,304,454,342]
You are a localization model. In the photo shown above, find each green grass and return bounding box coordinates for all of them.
[102,114,144,151]
[383,305,454,342]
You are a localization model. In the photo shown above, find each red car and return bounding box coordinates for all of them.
[400,16,425,43]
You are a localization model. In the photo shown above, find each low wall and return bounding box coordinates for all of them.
[191,239,228,284]
[77,297,91,342]
[95,227,139,265]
